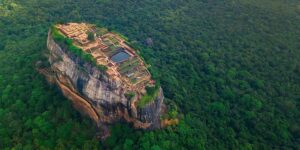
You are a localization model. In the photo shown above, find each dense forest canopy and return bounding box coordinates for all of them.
[0,0,299,149]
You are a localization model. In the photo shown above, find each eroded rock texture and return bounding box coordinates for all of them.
[46,31,164,131]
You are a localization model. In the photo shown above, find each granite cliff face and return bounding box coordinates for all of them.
[46,30,165,131]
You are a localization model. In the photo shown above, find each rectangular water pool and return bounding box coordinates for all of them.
[111,51,130,63]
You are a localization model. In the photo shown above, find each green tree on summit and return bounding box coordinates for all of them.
[87,32,95,41]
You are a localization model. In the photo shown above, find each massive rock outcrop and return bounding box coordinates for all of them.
[46,30,165,133]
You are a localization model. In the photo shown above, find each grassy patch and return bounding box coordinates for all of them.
[96,27,108,36]
[137,85,159,108]
[125,92,135,100]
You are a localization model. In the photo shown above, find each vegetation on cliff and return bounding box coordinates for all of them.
[51,26,108,72]
[137,85,160,108]
[0,0,299,149]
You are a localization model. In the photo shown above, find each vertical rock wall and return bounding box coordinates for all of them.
[47,31,164,128]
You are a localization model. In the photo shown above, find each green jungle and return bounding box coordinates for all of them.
[0,0,299,149]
